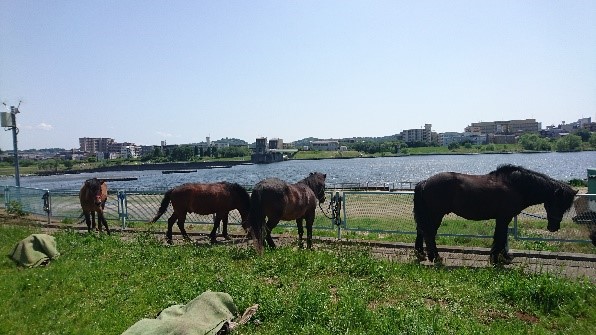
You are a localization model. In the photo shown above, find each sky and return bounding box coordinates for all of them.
[1,1,595,150]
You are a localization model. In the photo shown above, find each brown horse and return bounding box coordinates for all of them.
[414,164,577,264]
[150,182,251,244]
[249,172,327,254]
[79,178,110,234]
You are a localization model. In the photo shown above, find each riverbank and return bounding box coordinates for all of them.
[32,160,252,176]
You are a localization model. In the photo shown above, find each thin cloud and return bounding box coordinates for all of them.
[21,123,54,131]
[156,131,174,138]
[35,123,53,131]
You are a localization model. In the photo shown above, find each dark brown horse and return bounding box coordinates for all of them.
[414,164,577,264]
[79,178,110,234]
[249,172,327,254]
[150,182,251,244]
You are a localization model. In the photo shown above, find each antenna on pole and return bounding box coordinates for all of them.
[1,100,22,186]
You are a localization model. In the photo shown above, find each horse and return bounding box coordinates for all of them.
[413,164,577,265]
[149,182,251,244]
[249,172,327,254]
[571,196,596,246]
[79,178,110,234]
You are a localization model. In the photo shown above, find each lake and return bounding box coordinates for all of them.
[1,151,594,191]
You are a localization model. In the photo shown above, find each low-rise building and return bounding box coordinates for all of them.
[310,140,340,151]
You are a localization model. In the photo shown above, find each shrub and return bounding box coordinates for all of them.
[6,200,26,217]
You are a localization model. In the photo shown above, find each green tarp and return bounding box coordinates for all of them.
[10,234,60,267]
[122,291,247,335]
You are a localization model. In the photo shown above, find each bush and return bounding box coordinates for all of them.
[6,200,26,217]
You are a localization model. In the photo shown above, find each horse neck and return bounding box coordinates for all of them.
[512,176,556,207]
[297,179,316,193]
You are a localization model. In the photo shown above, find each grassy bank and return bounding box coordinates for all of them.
[1,224,595,334]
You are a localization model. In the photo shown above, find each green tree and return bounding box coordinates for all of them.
[218,146,250,158]
[555,134,582,152]
[62,160,74,170]
[169,146,194,161]
[574,129,592,142]
[518,133,551,151]
[589,133,596,148]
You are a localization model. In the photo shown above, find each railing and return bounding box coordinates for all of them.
[1,185,594,244]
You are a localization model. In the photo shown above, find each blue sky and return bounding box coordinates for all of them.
[1,1,595,150]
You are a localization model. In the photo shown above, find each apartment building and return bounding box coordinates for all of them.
[79,137,114,154]
[465,119,541,134]
[401,124,433,144]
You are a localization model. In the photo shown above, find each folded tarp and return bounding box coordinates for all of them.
[122,291,256,335]
[10,233,60,267]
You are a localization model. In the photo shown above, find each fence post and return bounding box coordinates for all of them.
[4,186,10,206]
[118,191,128,230]
[42,190,51,224]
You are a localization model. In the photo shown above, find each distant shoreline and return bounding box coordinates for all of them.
[33,160,252,176]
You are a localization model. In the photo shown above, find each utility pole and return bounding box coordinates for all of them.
[2,102,21,186]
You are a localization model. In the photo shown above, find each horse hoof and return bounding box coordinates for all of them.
[489,253,512,266]
[414,250,427,262]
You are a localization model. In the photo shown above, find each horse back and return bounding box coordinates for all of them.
[252,178,316,220]
[169,183,240,215]
[422,172,523,219]
[281,183,317,220]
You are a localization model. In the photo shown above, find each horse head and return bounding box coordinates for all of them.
[307,172,327,203]
[544,186,577,232]
[85,178,106,207]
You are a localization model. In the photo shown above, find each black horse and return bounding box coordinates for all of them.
[414,164,577,264]
[249,172,326,254]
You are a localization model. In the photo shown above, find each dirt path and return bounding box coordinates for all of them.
[128,229,596,283]
[3,209,594,283]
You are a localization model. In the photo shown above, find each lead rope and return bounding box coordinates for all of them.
[318,193,342,226]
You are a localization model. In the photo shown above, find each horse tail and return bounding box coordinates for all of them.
[249,187,265,254]
[150,189,173,223]
[413,180,427,233]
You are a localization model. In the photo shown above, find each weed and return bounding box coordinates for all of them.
[6,200,26,217]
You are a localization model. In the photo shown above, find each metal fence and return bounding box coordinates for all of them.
[1,185,594,244]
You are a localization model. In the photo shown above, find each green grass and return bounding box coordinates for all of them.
[1,224,595,334]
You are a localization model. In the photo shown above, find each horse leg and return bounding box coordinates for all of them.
[490,218,512,265]
[83,212,92,233]
[209,215,221,243]
[296,218,304,248]
[423,218,441,263]
[166,214,178,244]
[91,212,97,232]
[306,219,313,249]
[176,214,191,242]
[264,219,278,249]
[414,228,426,261]
[99,211,110,235]
[221,215,230,240]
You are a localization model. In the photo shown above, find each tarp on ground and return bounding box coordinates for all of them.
[10,233,60,267]
[122,291,250,335]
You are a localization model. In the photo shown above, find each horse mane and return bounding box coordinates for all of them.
[490,164,576,199]
[297,172,325,193]
[219,181,250,205]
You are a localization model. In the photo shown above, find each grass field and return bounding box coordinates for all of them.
[1,223,595,335]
